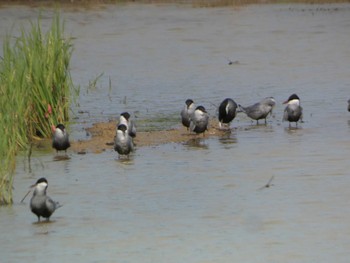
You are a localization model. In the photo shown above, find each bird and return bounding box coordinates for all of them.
[218,98,237,129]
[181,99,196,130]
[30,177,61,222]
[52,124,70,153]
[239,97,276,124]
[190,105,209,135]
[119,112,136,138]
[283,94,303,127]
[257,176,275,190]
[348,99,350,112]
[114,124,134,157]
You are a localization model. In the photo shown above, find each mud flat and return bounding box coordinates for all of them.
[71,118,227,153]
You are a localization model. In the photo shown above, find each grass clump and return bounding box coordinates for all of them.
[0,14,77,205]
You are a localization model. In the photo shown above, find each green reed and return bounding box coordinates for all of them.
[0,14,77,205]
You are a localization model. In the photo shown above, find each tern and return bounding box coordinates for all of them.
[218,98,237,129]
[190,106,209,135]
[114,124,134,157]
[181,99,196,130]
[239,97,276,124]
[283,94,303,127]
[119,112,136,138]
[30,178,61,222]
[52,124,70,153]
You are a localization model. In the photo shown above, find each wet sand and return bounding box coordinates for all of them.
[71,118,227,153]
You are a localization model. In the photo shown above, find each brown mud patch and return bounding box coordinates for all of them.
[71,118,228,154]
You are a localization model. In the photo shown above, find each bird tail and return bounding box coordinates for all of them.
[55,202,63,209]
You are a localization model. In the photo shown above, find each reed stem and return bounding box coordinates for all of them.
[0,13,77,205]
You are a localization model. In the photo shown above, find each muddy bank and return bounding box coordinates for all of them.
[71,118,227,154]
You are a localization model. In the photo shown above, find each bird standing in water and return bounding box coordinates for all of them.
[283,94,303,127]
[239,97,276,124]
[30,178,61,222]
[190,105,209,135]
[114,124,134,157]
[218,98,237,129]
[181,99,196,130]
[119,112,136,138]
[52,124,70,153]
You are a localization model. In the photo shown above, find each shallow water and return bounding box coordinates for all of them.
[1,3,350,263]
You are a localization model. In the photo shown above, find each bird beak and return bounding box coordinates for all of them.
[51,125,56,133]
[282,100,288,104]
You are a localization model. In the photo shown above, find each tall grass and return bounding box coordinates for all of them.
[0,14,77,205]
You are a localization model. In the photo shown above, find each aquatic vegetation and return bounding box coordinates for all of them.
[0,14,77,205]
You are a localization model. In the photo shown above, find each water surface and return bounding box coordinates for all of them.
[0,3,350,263]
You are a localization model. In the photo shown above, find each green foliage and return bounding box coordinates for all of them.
[0,14,77,205]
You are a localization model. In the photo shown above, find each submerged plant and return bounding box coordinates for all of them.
[0,14,77,205]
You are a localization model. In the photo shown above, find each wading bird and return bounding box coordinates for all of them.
[218,98,237,129]
[52,124,70,153]
[239,97,276,124]
[190,106,209,135]
[119,112,136,138]
[181,99,196,130]
[283,94,303,127]
[30,178,61,222]
[114,124,134,157]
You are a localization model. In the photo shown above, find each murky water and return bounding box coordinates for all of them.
[1,3,350,263]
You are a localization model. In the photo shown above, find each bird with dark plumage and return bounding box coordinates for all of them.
[218,98,237,129]
[239,97,276,124]
[190,106,209,135]
[114,124,134,157]
[30,177,61,222]
[348,99,350,112]
[52,124,70,153]
[181,99,196,130]
[119,112,136,138]
[283,94,303,127]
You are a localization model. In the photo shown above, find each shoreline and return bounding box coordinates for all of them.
[71,118,227,154]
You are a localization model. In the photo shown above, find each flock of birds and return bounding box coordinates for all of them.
[27,94,350,222]
[181,93,302,131]
[115,93,304,160]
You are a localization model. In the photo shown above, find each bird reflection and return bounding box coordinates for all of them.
[184,138,208,149]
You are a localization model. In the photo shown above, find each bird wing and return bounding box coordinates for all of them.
[46,196,58,211]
